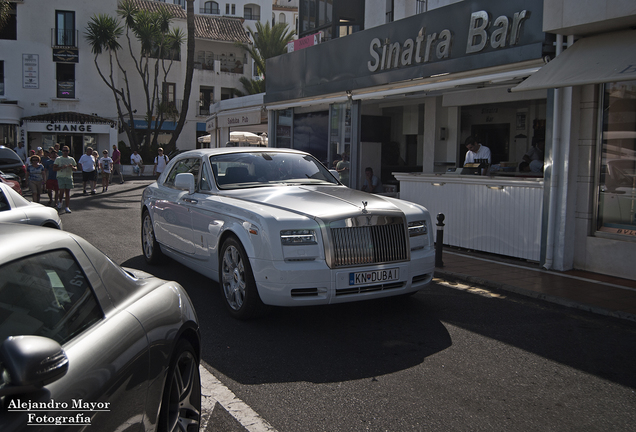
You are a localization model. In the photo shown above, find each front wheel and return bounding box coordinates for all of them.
[142,210,163,264]
[158,339,201,432]
[219,237,266,320]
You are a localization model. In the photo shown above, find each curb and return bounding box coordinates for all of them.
[434,269,636,323]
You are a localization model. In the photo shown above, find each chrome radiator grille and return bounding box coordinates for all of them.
[331,222,408,267]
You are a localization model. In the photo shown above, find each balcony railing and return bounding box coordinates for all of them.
[51,28,78,47]
[244,13,260,21]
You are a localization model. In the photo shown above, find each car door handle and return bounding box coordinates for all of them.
[181,198,198,204]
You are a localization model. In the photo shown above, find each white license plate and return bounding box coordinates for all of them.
[349,268,399,286]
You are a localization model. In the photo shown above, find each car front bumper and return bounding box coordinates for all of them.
[250,248,435,306]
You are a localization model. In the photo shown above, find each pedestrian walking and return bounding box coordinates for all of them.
[26,155,45,203]
[99,150,113,192]
[111,144,124,184]
[42,147,60,207]
[78,147,97,195]
[15,141,27,164]
[53,146,77,213]
[153,147,169,179]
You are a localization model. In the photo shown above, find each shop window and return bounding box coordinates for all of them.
[597,80,636,237]
[56,63,75,98]
[293,111,329,170]
[0,61,4,96]
[55,10,76,47]
[275,109,292,149]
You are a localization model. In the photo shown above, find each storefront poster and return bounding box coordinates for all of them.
[22,54,39,89]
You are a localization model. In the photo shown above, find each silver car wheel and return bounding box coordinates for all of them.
[160,340,201,432]
[142,211,162,264]
[219,237,266,319]
[222,244,246,311]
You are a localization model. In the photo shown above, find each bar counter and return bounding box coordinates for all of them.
[394,172,544,261]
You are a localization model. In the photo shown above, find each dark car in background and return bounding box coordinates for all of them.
[0,146,26,185]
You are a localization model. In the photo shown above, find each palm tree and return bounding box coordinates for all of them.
[85,0,194,152]
[237,21,295,95]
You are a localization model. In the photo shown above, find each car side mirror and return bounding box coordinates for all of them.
[0,335,69,396]
[174,173,195,194]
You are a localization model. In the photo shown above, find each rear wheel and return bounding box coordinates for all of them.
[142,210,163,264]
[220,236,266,320]
[158,339,201,432]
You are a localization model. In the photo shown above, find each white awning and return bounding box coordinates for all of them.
[512,29,636,92]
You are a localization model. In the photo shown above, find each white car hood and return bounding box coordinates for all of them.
[220,185,402,219]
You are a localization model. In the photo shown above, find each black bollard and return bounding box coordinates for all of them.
[435,213,445,268]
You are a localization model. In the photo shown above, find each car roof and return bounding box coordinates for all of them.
[0,181,30,206]
[174,147,308,159]
[0,223,76,263]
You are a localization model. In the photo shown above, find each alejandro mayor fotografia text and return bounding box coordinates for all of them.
[7,398,111,426]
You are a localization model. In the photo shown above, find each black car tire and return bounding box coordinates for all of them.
[219,236,266,320]
[158,339,201,432]
[142,210,163,264]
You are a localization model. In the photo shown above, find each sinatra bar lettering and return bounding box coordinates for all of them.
[368,9,529,73]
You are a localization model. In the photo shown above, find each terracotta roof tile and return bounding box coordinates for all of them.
[194,15,251,44]
[123,0,187,19]
[22,112,116,125]
[123,1,250,44]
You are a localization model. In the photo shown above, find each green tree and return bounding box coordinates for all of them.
[85,0,194,152]
[236,21,294,95]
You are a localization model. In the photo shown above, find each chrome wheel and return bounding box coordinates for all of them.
[142,211,162,264]
[159,340,201,432]
[221,244,246,310]
[219,237,265,319]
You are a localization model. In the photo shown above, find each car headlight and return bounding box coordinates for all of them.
[408,220,427,237]
[280,229,317,245]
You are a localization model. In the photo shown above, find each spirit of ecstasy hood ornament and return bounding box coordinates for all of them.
[362,201,368,214]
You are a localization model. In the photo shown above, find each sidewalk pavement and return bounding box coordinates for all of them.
[435,248,636,323]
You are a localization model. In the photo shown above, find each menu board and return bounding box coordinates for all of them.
[23,54,39,89]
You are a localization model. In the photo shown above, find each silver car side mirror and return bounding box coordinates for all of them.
[174,173,195,194]
[0,335,69,395]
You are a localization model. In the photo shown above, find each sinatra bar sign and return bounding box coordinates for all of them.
[368,9,530,73]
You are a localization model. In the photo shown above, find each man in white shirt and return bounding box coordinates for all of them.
[15,141,28,164]
[464,136,491,164]
[131,150,144,176]
[153,147,169,179]
[78,147,97,195]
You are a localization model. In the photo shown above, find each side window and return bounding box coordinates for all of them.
[164,158,201,188]
[0,250,103,344]
[0,189,9,211]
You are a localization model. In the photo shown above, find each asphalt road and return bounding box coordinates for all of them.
[57,179,636,431]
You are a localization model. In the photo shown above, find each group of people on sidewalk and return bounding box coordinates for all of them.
[23,145,169,214]
[25,144,125,213]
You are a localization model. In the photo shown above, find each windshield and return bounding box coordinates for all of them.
[210,151,340,190]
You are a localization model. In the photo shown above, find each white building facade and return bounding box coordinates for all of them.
[0,0,261,160]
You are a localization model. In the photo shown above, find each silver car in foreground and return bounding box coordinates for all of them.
[0,182,62,229]
[0,224,201,431]
[141,148,435,319]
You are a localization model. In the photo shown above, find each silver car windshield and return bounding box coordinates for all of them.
[210,152,340,189]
